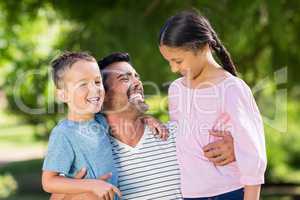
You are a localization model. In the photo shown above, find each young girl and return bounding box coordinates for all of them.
[158,10,267,200]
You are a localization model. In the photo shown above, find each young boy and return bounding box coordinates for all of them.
[42,52,121,200]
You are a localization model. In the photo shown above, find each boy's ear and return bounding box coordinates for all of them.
[56,89,68,103]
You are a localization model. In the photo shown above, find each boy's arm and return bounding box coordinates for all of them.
[244,185,261,200]
[42,170,121,200]
[51,193,97,200]
[42,171,93,194]
[49,168,93,200]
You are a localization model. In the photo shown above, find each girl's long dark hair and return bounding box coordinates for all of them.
[159,10,237,76]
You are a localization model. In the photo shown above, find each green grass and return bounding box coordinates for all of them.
[1,194,49,200]
[0,159,47,199]
[0,108,46,198]
[0,144,298,199]
[0,109,46,148]
[262,198,298,200]
[0,125,45,148]
[0,110,47,199]
[0,159,44,193]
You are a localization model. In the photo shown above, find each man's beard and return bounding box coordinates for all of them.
[127,85,149,114]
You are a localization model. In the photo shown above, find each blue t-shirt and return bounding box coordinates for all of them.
[42,114,118,187]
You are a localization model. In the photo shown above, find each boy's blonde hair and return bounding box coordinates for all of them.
[51,51,96,88]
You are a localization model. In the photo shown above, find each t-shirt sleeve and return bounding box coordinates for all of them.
[42,129,74,176]
[224,79,267,185]
[95,113,109,133]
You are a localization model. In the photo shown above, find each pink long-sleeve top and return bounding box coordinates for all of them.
[168,75,267,198]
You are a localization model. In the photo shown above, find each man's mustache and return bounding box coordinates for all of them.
[126,83,149,113]
[126,84,144,99]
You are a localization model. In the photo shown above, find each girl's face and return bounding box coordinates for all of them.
[159,45,207,80]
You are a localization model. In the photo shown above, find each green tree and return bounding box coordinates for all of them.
[1,0,300,184]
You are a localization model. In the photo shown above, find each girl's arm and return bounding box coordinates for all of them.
[42,171,121,199]
[244,185,261,200]
[224,80,267,196]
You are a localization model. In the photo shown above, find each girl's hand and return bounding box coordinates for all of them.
[141,116,169,140]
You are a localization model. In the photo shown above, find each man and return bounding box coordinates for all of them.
[51,52,236,200]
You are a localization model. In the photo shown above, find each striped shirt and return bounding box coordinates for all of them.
[110,123,182,200]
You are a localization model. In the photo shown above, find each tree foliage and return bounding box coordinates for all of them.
[0,0,300,183]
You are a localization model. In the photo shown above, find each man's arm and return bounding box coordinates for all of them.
[202,130,236,166]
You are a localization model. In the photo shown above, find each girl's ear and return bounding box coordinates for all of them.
[195,43,209,56]
[56,89,68,103]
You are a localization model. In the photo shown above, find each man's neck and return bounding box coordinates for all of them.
[106,112,145,147]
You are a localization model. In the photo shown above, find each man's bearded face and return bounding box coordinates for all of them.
[102,61,149,114]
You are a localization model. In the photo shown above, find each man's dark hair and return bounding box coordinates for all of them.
[98,52,130,70]
[51,51,96,88]
[97,52,131,88]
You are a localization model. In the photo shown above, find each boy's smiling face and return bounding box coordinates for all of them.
[58,60,105,119]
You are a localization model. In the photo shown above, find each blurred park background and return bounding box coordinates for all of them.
[0,0,299,199]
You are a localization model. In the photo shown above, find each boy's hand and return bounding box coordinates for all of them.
[89,173,122,200]
[142,115,169,140]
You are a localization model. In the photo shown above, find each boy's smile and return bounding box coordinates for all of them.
[86,97,101,105]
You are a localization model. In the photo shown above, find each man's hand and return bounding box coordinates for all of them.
[202,130,236,166]
[142,115,169,140]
